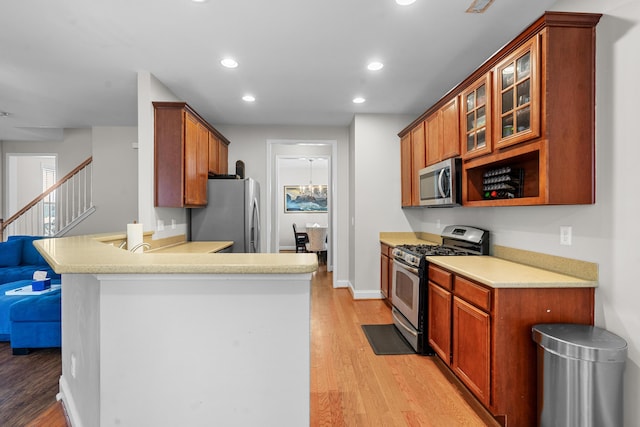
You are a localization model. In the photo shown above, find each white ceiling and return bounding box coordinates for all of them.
[1,0,559,141]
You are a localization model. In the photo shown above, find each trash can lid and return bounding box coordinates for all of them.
[532,323,627,363]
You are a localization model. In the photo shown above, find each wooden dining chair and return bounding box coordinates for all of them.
[293,223,309,253]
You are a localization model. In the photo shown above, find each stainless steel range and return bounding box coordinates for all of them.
[390,225,490,354]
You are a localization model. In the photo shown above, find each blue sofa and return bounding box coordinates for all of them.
[0,236,59,285]
[0,236,61,353]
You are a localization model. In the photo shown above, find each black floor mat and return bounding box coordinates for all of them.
[361,324,416,355]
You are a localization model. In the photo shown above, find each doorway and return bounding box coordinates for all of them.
[5,154,57,221]
[266,140,337,280]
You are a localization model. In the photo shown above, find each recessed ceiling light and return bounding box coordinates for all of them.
[352,97,366,104]
[466,0,494,13]
[367,61,384,71]
[220,58,238,69]
[396,0,416,5]
[0,111,11,118]
[191,0,208,3]
[242,95,256,102]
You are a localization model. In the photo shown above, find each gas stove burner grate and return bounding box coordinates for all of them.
[409,244,473,257]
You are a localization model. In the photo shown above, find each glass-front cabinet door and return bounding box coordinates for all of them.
[494,36,540,148]
[461,74,492,159]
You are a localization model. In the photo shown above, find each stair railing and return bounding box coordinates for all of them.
[1,157,94,241]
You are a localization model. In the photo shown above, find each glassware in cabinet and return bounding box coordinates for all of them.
[494,36,540,148]
[461,73,492,159]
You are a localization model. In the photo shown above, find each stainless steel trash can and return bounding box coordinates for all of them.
[532,324,627,427]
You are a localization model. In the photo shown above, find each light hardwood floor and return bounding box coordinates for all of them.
[26,264,499,426]
[310,265,499,426]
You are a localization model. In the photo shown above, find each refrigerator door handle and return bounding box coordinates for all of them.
[250,197,260,252]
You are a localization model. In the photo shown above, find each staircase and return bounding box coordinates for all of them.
[1,157,95,241]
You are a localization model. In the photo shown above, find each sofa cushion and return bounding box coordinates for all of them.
[8,235,47,266]
[0,280,32,339]
[0,279,62,340]
[10,291,62,322]
[10,290,62,351]
[0,239,23,267]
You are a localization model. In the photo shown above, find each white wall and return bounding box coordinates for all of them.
[137,71,188,238]
[349,114,416,298]
[7,155,55,216]
[70,126,138,235]
[59,273,101,427]
[277,158,329,249]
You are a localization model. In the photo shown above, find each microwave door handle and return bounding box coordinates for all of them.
[437,168,446,198]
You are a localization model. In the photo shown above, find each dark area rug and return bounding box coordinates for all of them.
[361,324,416,355]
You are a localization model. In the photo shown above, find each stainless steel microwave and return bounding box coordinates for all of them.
[418,158,462,207]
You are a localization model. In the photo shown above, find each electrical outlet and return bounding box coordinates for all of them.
[560,226,572,246]
[171,219,176,229]
[157,220,165,231]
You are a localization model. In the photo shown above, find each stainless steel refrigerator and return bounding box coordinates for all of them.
[190,178,261,253]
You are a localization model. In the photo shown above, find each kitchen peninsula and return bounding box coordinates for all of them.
[34,233,318,427]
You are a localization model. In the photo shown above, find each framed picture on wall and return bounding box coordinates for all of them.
[284,185,328,213]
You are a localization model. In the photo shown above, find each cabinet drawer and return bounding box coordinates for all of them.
[428,264,452,291]
[454,276,491,311]
[381,243,391,257]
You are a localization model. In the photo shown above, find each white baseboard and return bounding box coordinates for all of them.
[334,279,349,288]
[341,280,383,299]
[59,375,83,427]
[351,288,384,300]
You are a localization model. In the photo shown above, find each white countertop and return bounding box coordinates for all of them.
[427,256,596,289]
[380,232,596,289]
[34,232,318,274]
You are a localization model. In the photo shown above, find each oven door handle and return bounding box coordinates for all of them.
[393,259,419,275]
[392,309,418,338]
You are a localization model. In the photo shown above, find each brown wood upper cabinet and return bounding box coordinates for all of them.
[464,14,600,206]
[399,12,601,207]
[461,74,492,159]
[493,36,541,149]
[399,133,413,207]
[154,101,230,208]
[425,97,460,166]
[184,116,209,207]
[208,132,230,176]
[218,140,229,175]
[400,126,426,207]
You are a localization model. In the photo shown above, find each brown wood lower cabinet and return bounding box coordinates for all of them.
[427,263,594,427]
[427,280,452,362]
[452,296,490,406]
[380,243,391,303]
